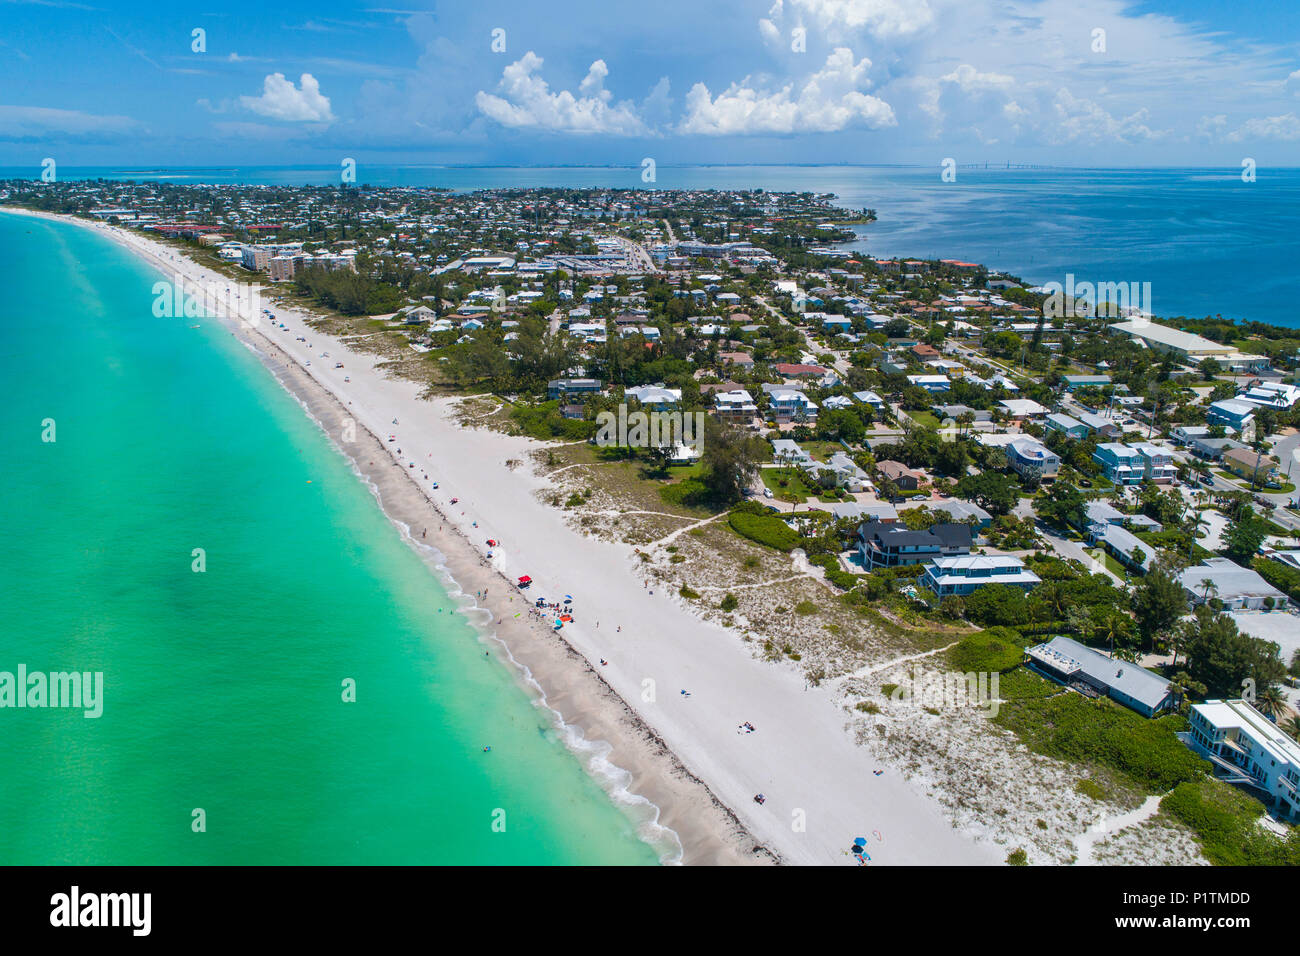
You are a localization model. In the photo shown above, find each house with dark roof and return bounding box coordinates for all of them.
[856,520,973,569]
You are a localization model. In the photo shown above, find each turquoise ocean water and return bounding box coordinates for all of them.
[0,211,659,864]
[3,164,1296,326]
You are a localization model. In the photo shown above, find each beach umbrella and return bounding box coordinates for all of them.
[853,837,867,846]
[851,845,864,855]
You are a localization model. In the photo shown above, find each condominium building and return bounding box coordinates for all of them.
[1186,699,1300,820]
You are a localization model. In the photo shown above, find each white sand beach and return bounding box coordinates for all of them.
[10,207,1001,866]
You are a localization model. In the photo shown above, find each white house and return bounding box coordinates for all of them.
[1186,699,1300,820]
[920,555,1041,596]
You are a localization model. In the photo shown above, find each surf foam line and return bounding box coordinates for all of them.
[243,320,686,865]
[19,207,698,867]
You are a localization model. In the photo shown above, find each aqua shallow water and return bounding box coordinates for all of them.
[0,212,658,864]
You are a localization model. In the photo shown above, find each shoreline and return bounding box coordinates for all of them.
[7,206,1002,866]
[7,206,766,866]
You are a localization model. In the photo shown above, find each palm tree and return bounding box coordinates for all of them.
[1100,611,1128,659]
[1256,684,1286,719]
[1199,578,1217,604]
[1038,582,1067,621]
[1283,715,1300,741]
[1169,620,1190,669]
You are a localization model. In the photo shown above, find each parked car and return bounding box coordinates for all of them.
[763,487,774,499]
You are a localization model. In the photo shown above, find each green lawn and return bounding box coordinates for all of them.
[760,467,815,503]
[907,410,941,429]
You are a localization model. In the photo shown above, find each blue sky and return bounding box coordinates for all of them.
[2,0,1300,167]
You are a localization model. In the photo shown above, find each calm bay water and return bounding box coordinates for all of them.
[4,163,1296,326]
[0,211,658,864]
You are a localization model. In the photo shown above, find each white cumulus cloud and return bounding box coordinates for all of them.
[1225,113,1300,142]
[770,0,934,41]
[679,47,895,135]
[475,52,651,135]
[239,73,335,123]
[1051,88,1165,143]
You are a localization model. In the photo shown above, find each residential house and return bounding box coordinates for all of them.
[547,378,602,400]
[857,520,973,569]
[1221,446,1274,484]
[1046,413,1090,440]
[772,439,812,467]
[761,385,819,423]
[876,460,924,491]
[1131,443,1178,484]
[773,362,829,379]
[853,390,888,412]
[624,385,681,409]
[1092,523,1155,573]
[1061,374,1113,390]
[924,500,994,529]
[907,374,951,393]
[1005,437,1060,481]
[1092,442,1146,485]
[921,555,1041,596]
[1077,411,1122,439]
[1179,558,1287,609]
[1026,636,1175,717]
[1207,398,1256,433]
[998,398,1048,420]
[1190,436,1246,462]
[713,389,758,423]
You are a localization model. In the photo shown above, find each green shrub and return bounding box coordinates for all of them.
[679,585,701,600]
[728,511,800,551]
[1075,778,1107,801]
[995,694,1207,793]
[1006,848,1028,866]
[510,401,598,441]
[947,627,1026,673]
[794,600,817,615]
[720,593,738,612]
[659,478,711,508]
[1162,779,1300,865]
[809,553,860,590]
